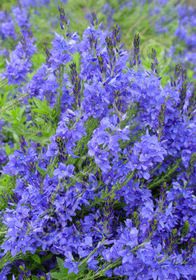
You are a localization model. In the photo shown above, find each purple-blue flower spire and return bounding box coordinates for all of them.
[151,48,159,75]
[69,62,82,106]
[112,23,121,45]
[89,11,98,26]
[19,136,28,154]
[130,33,141,67]
[58,6,70,31]
[105,35,116,66]
[97,53,107,74]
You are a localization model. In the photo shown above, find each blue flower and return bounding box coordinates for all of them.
[118,226,139,248]
[53,163,75,180]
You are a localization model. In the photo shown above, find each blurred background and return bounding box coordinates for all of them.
[187,0,196,7]
[188,0,196,6]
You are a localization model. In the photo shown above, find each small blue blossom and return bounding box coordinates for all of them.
[53,163,75,180]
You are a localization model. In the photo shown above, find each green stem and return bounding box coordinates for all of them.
[83,258,122,280]
[88,169,135,208]
[78,236,106,268]
[0,93,29,115]
[158,254,171,264]
[56,66,64,123]
[158,127,162,141]
[71,106,82,131]
[147,158,182,190]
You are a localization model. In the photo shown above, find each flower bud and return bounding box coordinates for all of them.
[89,11,98,26]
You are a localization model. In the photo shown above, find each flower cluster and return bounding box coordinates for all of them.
[0,1,195,280]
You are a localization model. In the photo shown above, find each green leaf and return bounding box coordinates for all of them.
[0,91,8,108]
[187,69,193,80]
[32,97,49,113]
[182,220,190,235]
[13,132,19,143]
[31,53,46,69]
[36,166,47,177]
[31,97,57,124]
[50,272,68,280]
[161,76,169,87]
[72,52,81,68]
[56,257,68,274]
[31,254,42,264]
[4,143,11,155]
[31,276,40,280]
[142,59,151,70]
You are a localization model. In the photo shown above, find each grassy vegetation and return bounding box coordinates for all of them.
[0,0,188,83]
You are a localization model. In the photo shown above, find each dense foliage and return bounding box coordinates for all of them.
[0,0,195,279]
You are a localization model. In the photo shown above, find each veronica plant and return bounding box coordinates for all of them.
[0,7,195,280]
